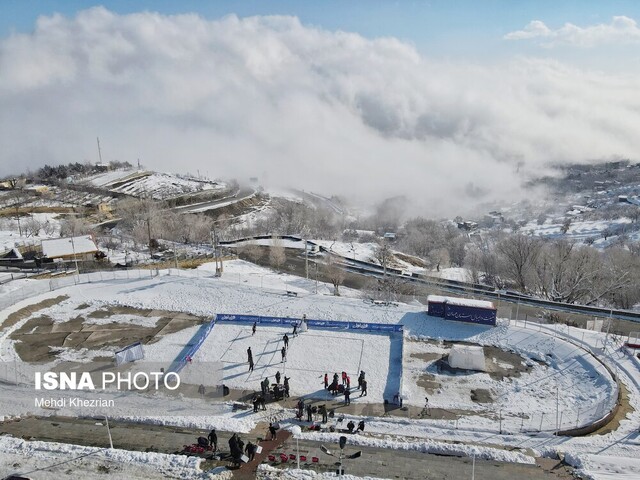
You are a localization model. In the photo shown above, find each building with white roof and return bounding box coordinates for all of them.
[41,235,99,262]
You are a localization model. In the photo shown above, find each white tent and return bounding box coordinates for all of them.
[448,345,486,372]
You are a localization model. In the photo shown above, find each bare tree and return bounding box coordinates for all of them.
[23,215,43,237]
[116,197,161,253]
[100,236,121,254]
[373,241,392,275]
[238,242,263,262]
[533,240,600,303]
[269,237,286,269]
[497,234,541,292]
[59,216,92,237]
[324,254,346,296]
[190,214,214,244]
[428,247,450,272]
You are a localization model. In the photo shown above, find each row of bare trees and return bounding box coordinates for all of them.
[110,196,640,309]
[116,198,215,249]
[465,233,640,309]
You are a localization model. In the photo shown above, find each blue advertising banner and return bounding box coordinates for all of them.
[168,319,216,373]
[443,304,496,326]
[215,314,403,332]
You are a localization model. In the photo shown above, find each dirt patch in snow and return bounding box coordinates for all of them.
[482,346,533,381]
[416,372,441,394]
[9,304,206,363]
[470,388,493,403]
[589,380,634,436]
[1,295,68,332]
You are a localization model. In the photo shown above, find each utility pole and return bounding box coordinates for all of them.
[211,224,222,276]
[305,238,309,279]
[556,382,560,435]
[15,204,22,236]
[96,137,103,164]
[70,236,80,281]
[210,231,218,274]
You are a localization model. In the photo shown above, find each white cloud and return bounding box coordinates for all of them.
[505,16,640,47]
[1,8,640,216]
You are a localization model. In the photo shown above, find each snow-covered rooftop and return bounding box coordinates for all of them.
[427,295,495,310]
[41,235,98,258]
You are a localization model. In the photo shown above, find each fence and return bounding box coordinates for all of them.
[506,318,621,434]
[0,269,165,313]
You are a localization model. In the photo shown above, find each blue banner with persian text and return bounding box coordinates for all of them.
[215,314,403,332]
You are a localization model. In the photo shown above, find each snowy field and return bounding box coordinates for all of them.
[0,259,639,479]
[193,323,399,401]
[107,172,226,200]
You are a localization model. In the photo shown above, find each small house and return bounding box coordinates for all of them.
[41,235,99,263]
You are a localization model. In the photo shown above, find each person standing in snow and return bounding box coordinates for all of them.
[248,356,254,372]
[306,403,313,422]
[283,333,289,349]
[208,428,218,451]
[360,379,367,397]
[275,371,281,385]
[323,373,329,389]
[268,423,277,440]
[245,441,256,462]
[356,420,365,433]
[247,347,253,364]
[358,371,365,389]
[228,433,240,463]
[341,371,347,385]
[319,404,328,423]
[346,375,351,389]
[292,322,298,336]
[284,376,290,398]
[281,346,287,362]
[252,321,257,335]
[236,437,244,456]
[344,388,351,405]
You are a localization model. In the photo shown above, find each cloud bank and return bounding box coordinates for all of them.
[1,8,640,215]
[505,15,640,47]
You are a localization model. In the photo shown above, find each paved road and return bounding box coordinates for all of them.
[0,416,574,479]
[172,187,255,214]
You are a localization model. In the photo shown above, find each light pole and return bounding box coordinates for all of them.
[104,415,114,449]
[321,436,361,477]
[305,238,309,280]
[69,237,80,281]
[211,223,223,276]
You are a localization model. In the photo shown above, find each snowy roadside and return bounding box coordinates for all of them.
[0,435,210,479]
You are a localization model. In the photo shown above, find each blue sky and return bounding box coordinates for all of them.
[3,0,640,58]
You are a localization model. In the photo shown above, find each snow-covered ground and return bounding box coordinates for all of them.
[0,435,212,480]
[0,212,62,251]
[0,259,638,479]
[520,217,635,245]
[107,172,227,200]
